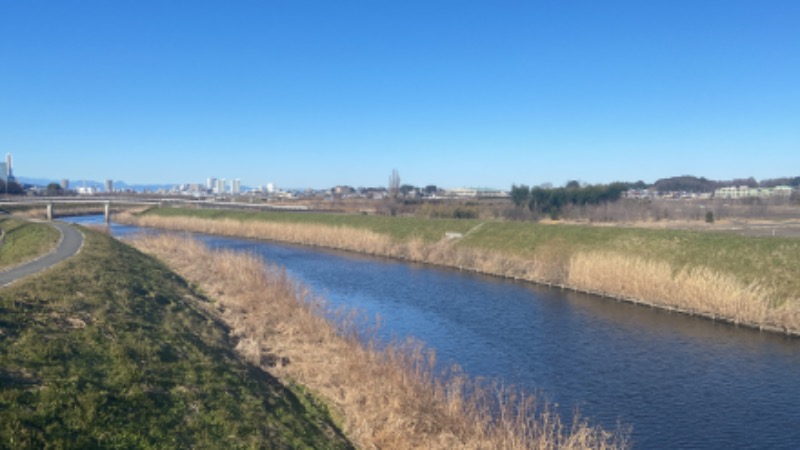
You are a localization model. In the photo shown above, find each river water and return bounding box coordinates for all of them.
[67,216,800,448]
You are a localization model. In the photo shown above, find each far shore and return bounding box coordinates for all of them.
[116,208,800,337]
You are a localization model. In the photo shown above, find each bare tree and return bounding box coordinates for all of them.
[388,169,401,199]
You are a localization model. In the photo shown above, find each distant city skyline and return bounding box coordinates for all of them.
[2,1,798,189]
[7,148,800,193]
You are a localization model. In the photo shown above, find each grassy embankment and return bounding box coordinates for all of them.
[122,207,800,334]
[0,226,351,448]
[0,218,61,270]
[131,233,624,449]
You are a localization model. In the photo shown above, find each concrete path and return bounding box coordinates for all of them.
[0,222,84,287]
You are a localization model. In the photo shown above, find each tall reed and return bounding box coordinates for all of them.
[568,252,800,332]
[117,212,800,334]
[131,234,625,449]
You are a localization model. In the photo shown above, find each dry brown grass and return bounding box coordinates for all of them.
[568,252,800,332]
[117,212,800,335]
[126,212,395,254]
[131,233,625,449]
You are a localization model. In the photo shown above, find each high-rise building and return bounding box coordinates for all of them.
[105,179,113,193]
[61,179,70,190]
[216,178,226,195]
[207,177,216,191]
[231,179,241,195]
[1,153,11,184]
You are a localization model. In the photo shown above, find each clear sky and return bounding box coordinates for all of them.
[1,1,798,190]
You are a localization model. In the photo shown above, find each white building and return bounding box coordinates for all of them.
[5,153,12,179]
[216,178,226,195]
[77,186,98,195]
[714,185,795,199]
[231,179,241,195]
[444,187,509,198]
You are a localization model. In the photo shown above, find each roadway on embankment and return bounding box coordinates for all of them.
[0,221,84,286]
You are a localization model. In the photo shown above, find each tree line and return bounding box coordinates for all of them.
[0,179,24,195]
[510,181,629,219]
[652,175,800,193]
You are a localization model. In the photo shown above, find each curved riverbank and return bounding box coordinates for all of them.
[130,233,625,449]
[116,209,800,336]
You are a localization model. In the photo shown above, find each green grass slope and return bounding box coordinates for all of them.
[0,228,352,449]
[0,218,61,270]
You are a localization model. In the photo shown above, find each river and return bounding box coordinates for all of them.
[67,216,800,448]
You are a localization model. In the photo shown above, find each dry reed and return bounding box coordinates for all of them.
[131,233,625,449]
[117,212,800,334]
[568,252,800,332]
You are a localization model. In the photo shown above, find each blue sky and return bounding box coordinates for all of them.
[1,1,798,189]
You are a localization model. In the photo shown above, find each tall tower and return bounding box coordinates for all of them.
[5,153,12,179]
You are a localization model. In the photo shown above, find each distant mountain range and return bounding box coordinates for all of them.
[18,176,182,192]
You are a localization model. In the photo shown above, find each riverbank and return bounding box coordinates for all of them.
[119,208,800,335]
[0,227,351,448]
[130,233,624,449]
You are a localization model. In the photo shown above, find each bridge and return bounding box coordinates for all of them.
[0,196,310,222]
[0,198,160,223]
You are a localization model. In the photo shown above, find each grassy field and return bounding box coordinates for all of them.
[0,227,351,449]
[0,218,61,270]
[131,207,800,333]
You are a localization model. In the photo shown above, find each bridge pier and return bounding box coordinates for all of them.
[46,202,53,221]
[104,201,111,223]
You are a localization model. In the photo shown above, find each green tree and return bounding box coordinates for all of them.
[527,182,629,219]
[399,184,415,197]
[510,184,530,207]
[46,183,64,196]
[0,179,24,195]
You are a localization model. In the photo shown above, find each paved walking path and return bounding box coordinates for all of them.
[0,222,84,287]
